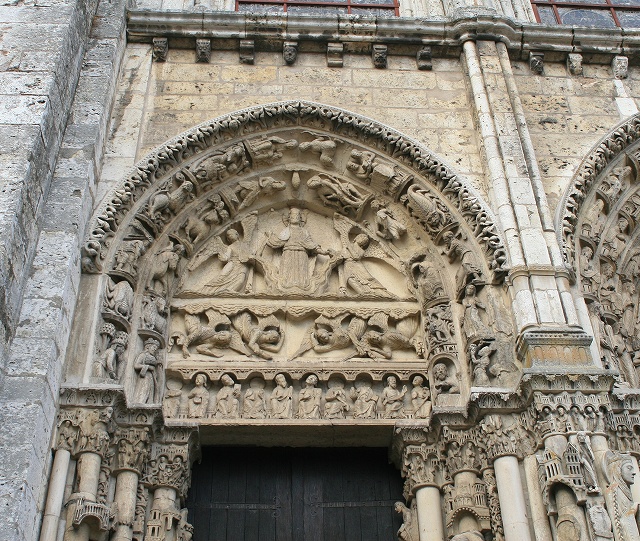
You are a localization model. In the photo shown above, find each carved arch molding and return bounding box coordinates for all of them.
[79,100,519,423]
[559,113,640,388]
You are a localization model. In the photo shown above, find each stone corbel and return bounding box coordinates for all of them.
[567,53,583,76]
[327,42,344,68]
[529,51,544,75]
[152,37,168,62]
[240,39,255,65]
[195,39,211,63]
[612,55,629,79]
[283,41,298,65]
[416,46,432,70]
[372,44,387,69]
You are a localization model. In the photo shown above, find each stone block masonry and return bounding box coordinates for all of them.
[0,0,127,538]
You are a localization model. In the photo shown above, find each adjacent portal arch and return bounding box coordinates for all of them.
[558,113,640,386]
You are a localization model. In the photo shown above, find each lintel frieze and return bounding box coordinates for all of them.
[126,11,639,61]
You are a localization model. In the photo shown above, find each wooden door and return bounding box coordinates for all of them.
[187,447,403,541]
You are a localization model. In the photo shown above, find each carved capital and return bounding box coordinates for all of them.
[608,411,640,455]
[143,443,193,498]
[114,427,150,474]
[401,444,442,499]
[57,406,114,458]
[480,413,538,461]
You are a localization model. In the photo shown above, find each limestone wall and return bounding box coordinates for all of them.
[0,0,128,538]
[513,61,633,215]
[100,48,485,200]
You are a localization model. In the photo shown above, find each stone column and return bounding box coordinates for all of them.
[523,454,553,541]
[39,448,71,541]
[414,485,445,541]
[111,428,149,541]
[143,442,194,541]
[112,470,141,541]
[61,406,113,541]
[63,451,103,541]
[493,455,533,541]
[391,432,443,541]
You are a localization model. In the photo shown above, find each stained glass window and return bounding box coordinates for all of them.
[531,0,640,27]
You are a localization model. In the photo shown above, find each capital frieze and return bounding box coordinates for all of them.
[56,406,114,458]
[142,443,193,498]
[113,427,150,474]
[401,443,443,499]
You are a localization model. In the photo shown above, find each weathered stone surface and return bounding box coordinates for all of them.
[7,5,640,541]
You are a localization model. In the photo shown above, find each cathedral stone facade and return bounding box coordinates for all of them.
[4,0,640,539]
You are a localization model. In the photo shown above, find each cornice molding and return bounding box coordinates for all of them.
[126,11,640,59]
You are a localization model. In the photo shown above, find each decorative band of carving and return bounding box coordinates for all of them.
[82,101,507,279]
[559,114,640,269]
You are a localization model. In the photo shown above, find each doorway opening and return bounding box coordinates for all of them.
[187,447,404,541]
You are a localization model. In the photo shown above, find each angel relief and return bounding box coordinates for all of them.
[179,212,258,297]
[176,207,407,300]
[168,204,429,361]
[168,309,284,360]
[292,311,422,362]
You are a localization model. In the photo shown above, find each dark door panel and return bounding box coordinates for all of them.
[187,447,403,541]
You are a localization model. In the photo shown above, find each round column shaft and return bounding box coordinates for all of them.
[415,485,444,541]
[493,455,533,541]
[111,470,139,541]
[39,449,71,541]
[63,452,102,541]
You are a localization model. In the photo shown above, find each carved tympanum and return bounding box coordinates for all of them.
[81,104,517,437]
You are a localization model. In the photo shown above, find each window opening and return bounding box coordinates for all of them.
[531,0,640,28]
